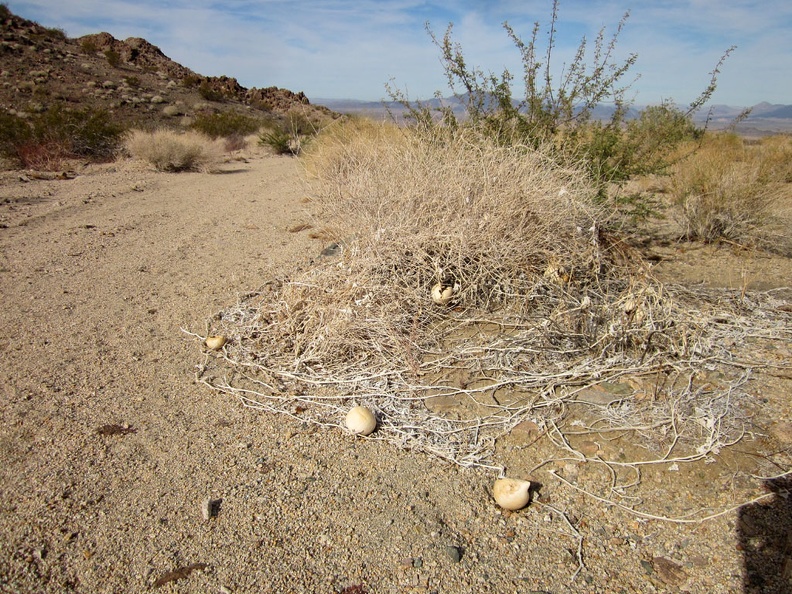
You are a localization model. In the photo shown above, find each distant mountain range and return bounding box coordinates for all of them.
[315,97,792,134]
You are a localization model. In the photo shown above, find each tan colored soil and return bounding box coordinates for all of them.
[1,147,790,593]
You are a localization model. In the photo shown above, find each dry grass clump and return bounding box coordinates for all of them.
[670,133,788,242]
[126,129,224,172]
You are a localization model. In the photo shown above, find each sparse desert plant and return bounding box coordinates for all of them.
[191,111,261,139]
[753,134,792,184]
[42,26,67,41]
[303,120,608,313]
[301,115,404,178]
[0,105,125,169]
[670,133,783,242]
[259,109,318,156]
[104,49,121,67]
[79,37,99,54]
[387,0,735,202]
[182,74,202,88]
[198,81,225,102]
[223,134,248,152]
[205,118,764,470]
[387,0,637,146]
[125,129,223,172]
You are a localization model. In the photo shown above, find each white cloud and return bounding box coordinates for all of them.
[6,0,790,105]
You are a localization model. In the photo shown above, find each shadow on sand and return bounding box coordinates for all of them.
[738,474,792,593]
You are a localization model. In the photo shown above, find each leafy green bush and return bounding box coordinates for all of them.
[259,128,294,155]
[0,106,126,169]
[191,111,261,139]
[565,101,702,197]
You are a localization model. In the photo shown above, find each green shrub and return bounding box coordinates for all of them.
[0,110,33,161]
[0,106,125,169]
[198,82,224,102]
[258,110,316,155]
[80,38,99,54]
[182,74,202,88]
[34,106,125,159]
[191,111,261,139]
[104,49,121,67]
[259,128,294,155]
[563,101,702,199]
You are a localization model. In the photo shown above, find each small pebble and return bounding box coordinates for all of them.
[444,545,463,563]
[201,497,218,521]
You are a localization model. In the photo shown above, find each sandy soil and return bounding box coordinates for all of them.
[1,147,790,593]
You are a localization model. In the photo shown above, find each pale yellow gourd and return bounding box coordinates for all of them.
[492,478,532,510]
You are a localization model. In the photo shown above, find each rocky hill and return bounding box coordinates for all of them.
[0,6,335,129]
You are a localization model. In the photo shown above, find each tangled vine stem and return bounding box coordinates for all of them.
[192,279,790,479]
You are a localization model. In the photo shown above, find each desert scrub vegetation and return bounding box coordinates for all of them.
[200,115,787,479]
[190,110,262,151]
[0,105,125,169]
[386,0,731,203]
[104,48,122,68]
[198,2,790,513]
[197,81,226,102]
[670,133,791,243]
[259,108,320,155]
[302,121,604,312]
[125,129,223,172]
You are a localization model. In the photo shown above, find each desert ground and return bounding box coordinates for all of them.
[0,145,790,594]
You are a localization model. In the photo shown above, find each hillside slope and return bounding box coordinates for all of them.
[0,6,334,129]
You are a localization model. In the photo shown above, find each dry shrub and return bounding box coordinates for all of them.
[14,140,70,171]
[304,124,613,313]
[203,122,732,466]
[223,133,248,152]
[125,129,223,172]
[670,134,785,242]
[753,134,792,184]
[197,119,789,483]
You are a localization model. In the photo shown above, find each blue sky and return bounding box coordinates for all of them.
[7,1,791,106]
